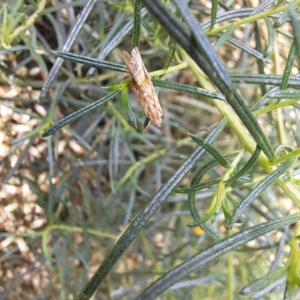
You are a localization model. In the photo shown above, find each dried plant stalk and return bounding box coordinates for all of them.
[122,47,163,129]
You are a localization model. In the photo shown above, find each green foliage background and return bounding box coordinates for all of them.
[1,0,300,299]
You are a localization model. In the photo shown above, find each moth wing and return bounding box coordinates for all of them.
[151,88,163,120]
[122,51,133,77]
[123,48,163,128]
[143,90,162,127]
[129,47,147,85]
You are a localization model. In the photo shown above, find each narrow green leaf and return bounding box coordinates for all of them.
[121,88,137,128]
[210,0,218,30]
[143,116,150,130]
[132,0,142,48]
[214,24,235,51]
[20,32,48,76]
[253,21,267,95]
[186,152,238,231]
[2,4,8,37]
[222,195,232,225]
[76,118,228,300]
[263,17,275,58]
[187,211,214,227]
[185,152,239,189]
[83,10,126,78]
[189,133,230,168]
[273,9,289,29]
[4,137,35,185]
[42,231,52,263]
[228,37,272,63]
[45,13,64,51]
[65,127,92,150]
[280,42,296,91]
[102,79,131,92]
[39,0,89,16]
[268,89,300,99]
[39,0,97,100]
[55,51,127,73]
[86,8,148,79]
[251,0,274,16]
[217,1,229,11]
[136,214,300,300]
[252,278,287,298]
[230,73,300,87]
[188,184,225,228]
[292,103,300,110]
[239,266,287,295]
[250,87,278,111]
[8,12,24,33]
[9,0,23,21]
[229,89,275,160]
[231,158,296,225]
[283,283,291,300]
[42,91,120,137]
[1,104,41,119]
[289,10,300,65]
[225,146,261,185]
[173,0,232,91]
[151,79,225,100]
[274,0,296,28]
[236,174,253,183]
[202,8,257,30]
[175,177,221,193]
[164,38,177,70]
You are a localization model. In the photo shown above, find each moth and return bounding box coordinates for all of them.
[122,47,163,129]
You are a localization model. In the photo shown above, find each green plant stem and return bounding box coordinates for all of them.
[253,99,300,116]
[198,151,244,222]
[206,3,295,36]
[287,222,300,294]
[149,62,188,77]
[181,49,268,166]
[181,49,300,208]
[269,148,300,166]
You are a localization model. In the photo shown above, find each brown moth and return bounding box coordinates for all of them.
[122,47,163,129]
